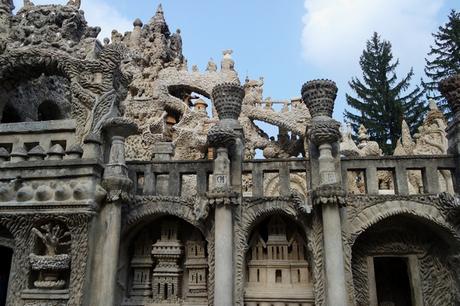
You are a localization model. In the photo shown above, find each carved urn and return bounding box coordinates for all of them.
[211,82,245,121]
[301,79,338,118]
[29,253,71,289]
[439,74,460,117]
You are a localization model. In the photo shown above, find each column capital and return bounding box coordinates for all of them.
[308,118,341,146]
[312,183,346,207]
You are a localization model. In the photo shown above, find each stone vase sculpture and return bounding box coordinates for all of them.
[29,223,71,289]
[29,253,70,289]
[211,82,245,121]
[301,79,338,118]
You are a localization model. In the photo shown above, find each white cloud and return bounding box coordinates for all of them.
[16,0,132,42]
[301,0,445,78]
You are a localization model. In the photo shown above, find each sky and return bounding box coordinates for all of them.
[19,0,459,123]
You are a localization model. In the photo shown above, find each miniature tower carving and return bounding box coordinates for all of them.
[151,221,184,302]
[184,230,208,301]
[129,232,153,298]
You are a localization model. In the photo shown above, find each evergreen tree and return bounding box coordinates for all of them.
[344,32,427,155]
[424,10,460,119]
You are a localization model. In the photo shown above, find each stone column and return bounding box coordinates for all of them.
[213,148,234,306]
[207,82,245,306]
[90,118,138,306]
[440,74,460,193]
[302,80,348,306]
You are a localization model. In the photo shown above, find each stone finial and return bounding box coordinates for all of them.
[28,145,46,161]
[65,144,83,160]
[47,144,65,160]
[206,58,217,72]
[439,74,460,118]
[221,49,235,71]
[10,146,28,163]
[340,124,360,157]
[358,124,369,145]
[133,18,143,28]
[0,147,9,162]
[211,83,245,121]
[150,3,170,35]
[301,79,338,118]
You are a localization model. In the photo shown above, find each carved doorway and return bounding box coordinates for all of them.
[373,257,413,306]
[0,246,12,306]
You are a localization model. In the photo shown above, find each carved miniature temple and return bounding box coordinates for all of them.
[0,1,459,306]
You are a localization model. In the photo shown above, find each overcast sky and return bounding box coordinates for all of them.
[24,0,459,122]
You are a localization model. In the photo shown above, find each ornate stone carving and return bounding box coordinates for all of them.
[301,79,337,118]
[312,184,346,207]
[308,119,341,145]
[211,82,244,121]
[29,223,71,290]
[206,125,238,148]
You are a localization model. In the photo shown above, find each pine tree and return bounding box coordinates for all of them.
[424,10,460,119]
[344,32,427,155]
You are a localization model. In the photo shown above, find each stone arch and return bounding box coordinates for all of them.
[239,205,314,305]
[349,201,460,306]
[348,200,460,246]
[117,207,210,305]
[123,199,203,235]
[264,172,308,198]
[234,199,311,305]
[0,49,74,125]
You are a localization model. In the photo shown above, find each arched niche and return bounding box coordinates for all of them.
[244,214,314,306]
[0,74,71,124]
[351,214,460,306]
[0,225,13,306]
[120,216,209,306]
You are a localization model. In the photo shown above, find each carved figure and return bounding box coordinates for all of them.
[32,223,70,256]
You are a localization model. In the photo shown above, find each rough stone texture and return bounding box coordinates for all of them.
[0,2,458,306]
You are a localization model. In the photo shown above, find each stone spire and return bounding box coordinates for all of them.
[150,3,170,36]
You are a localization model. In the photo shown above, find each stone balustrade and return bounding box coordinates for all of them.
[342,155,457,195]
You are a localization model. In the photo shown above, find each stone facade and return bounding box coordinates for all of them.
[0,2,459,306]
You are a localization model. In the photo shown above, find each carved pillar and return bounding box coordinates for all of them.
[302,80,348,306]
[439,74,460,193]
[89,118,138,306]
[207,82,245,306]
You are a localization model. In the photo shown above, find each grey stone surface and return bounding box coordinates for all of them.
[0,2,458,306]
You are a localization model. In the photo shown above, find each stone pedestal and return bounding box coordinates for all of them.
[90,118,138,306]
[302,79,349,306]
